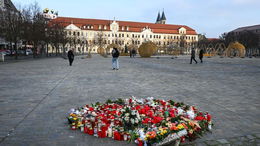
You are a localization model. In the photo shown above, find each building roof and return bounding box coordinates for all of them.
[50,17,197,35]
[1,0,17,11]
[207,38,220,41]
[232,24,260,32]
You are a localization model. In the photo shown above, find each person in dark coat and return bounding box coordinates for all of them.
[67,49,74,66]
[130,49,132,58]
[111,47,120,70]
[190,48,197,64]
[132,49,136,58]
[199,49,204,63]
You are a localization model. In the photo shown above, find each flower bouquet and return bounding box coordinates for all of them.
[67,97,213,146]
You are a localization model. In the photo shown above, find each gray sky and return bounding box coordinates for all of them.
[12,0,260,38]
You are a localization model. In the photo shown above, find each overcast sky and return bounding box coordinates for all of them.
[12,0,260,38]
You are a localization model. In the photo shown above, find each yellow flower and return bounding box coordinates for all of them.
[177,124,184,129]
[163,130,167,134]
[77,122,82,126]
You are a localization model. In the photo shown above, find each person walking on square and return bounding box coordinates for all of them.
[67,49,74,66]
[190,48,197,64]
[132,49,136,58]
[199,49,204,63]
[130,49,132,58]
[111,47,120,70]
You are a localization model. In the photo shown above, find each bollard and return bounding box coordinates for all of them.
[1,53,4,62]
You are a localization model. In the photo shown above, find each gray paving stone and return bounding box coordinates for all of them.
[217,139,229,144]
[0,55,260,146]
[239,136,249,141]
[194,142,208,146]
[231,141,243,146]
[246,135,255,140]
[204,140,219,146]
[254,133,260,139]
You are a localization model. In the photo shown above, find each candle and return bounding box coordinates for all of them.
[107,126,112,137]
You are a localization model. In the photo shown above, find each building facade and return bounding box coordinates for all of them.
[0,0,18,49]
[229,25,260,48]
[225,24,260,56]
[50,12,198,54]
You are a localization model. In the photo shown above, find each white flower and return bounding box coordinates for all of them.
[177,108,184,115]
[136,112,141,120]
[75,110,80,115]
[125,113,130,117]
[208,124,212,130]
[131,118,135,124]
[187,110,195,119]
[124,117,129,121]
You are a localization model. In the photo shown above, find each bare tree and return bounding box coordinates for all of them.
[95,31,106,54]
[26,2,47,58]
[48,22,68,56]
[0,6,23,59]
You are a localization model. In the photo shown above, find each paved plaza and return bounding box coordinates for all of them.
[0,55,260,146]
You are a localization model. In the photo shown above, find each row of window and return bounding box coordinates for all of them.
[71,38,196,46]
[66,31,197,41]
[82,25,130,31]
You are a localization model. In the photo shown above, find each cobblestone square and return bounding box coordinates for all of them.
[0,55,259,146]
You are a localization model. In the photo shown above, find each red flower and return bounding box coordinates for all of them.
[137,138,143,146]
[206,113,211,121]
[129,98,132,104]
[135,105,141,110]
[160,100,166,106]
[114,131,122,141]
[142,118,151,124]
[89,107,94,111]
[152,116,163,124]
[146,110,154,118]
[195,116,205,121]
[87,128,94,135]
[139,108,146,114]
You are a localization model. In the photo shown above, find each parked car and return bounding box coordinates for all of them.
[5,50,11,55]
[26,49,33,55]
[0,50,7,55]
[17,50,25,55]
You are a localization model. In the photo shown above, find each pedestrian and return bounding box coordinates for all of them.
[111,47,120,70]
[130,49,132,58]
[190,48,197,64]
[67,49,74,66]
[199,49,204,63]
[132,49,136,58]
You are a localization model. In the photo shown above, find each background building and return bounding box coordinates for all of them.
[224,24,260,56]
[229,25,260,47]
[0,0,17,49]
[50,12,198,54]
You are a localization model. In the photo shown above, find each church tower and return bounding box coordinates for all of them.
[155,10,166,24]
[155,12,161,24]
[161,10,166,24]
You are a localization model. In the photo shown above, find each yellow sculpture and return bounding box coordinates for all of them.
[138,41,157,57]
[43,8,49,13]
[226,41,246,57]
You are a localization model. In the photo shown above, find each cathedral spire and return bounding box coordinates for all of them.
[156,12,161,23]
[161,10,166,20]
[161,10,166,24]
